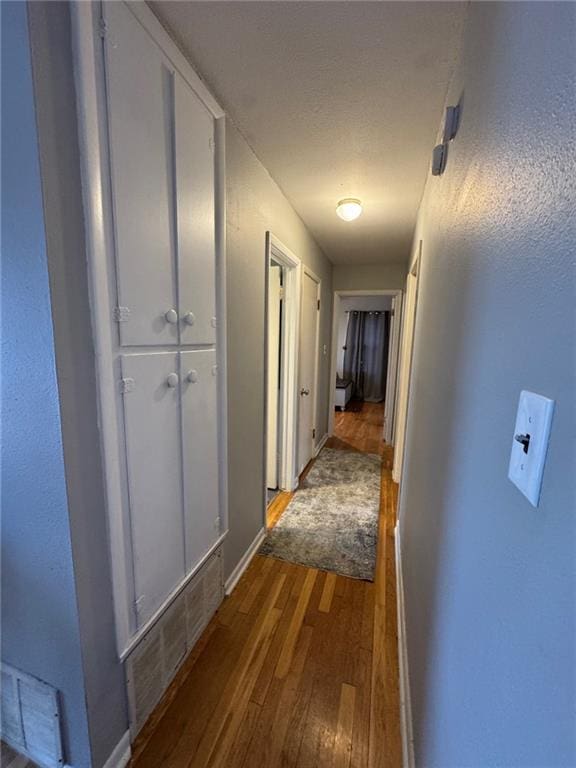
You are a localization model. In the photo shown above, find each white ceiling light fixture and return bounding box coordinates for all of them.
[336,198,363,222]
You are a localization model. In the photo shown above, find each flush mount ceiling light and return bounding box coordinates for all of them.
[336,198,363,222]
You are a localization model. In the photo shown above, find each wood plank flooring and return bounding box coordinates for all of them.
[130,402,401,768]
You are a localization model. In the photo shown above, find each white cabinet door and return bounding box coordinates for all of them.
[174,74,216,346]
[180,351,220,572]
[121,353,185,626]
[104,2,178,347]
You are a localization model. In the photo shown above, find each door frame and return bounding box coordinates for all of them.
[298,267,322,474]
[392,243,422,484]
[264,233,302,519]
[328,289,403,439]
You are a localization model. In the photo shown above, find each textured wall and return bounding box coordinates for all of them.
[399,3,576,766]
[333,263,407,291]
[28,3,129,765]
[0,4,91,765]
[225,120,333,579]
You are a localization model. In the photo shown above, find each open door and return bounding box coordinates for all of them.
[266,263,282,490]
[297,269,320,473]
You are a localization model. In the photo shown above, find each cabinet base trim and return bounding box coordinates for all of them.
[225,527,266,595]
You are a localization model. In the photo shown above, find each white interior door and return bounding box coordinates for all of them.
[103,2,177,347]
[180,350,220,572]
[121,352,185,626]
[393,256,421,483]
[174,74,216,346]
[267,264,282,489]
[298,271,320,473]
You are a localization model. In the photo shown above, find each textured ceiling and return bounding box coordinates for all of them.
[151,2,466,264]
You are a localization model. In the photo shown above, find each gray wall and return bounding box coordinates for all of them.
[399,3,576,766]
[27,4,128,765]
[225,120,333,579]
[0,3,92,764]
[333,262,407,291]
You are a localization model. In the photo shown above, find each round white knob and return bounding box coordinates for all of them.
[183,312,196,326]
[187,369,198,384]
[164,309,178,324]
[166,372,179,388]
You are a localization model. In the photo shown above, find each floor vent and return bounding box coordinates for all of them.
[0,664,63,768]
[125,547,224,736]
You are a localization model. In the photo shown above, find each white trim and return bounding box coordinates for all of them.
[125,1,224,119]
[314,432,329,457]
[395,525,415,768]
[225,527,266,595]
[102,730,132,768]
[70,1,228,656]
[328,289,403,437]
[264,234,302,512]
[392,244,422,485]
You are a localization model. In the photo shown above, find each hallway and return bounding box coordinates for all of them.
[130,405,401,768]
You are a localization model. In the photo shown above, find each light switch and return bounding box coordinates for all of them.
[508,390,555,507]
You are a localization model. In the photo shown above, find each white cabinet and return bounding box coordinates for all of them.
[175,75,217,346]
[180,350,220,570]
[104,2,217,349]
[121,353,185,622]
[92,2,226,642]
[104,1,177,347]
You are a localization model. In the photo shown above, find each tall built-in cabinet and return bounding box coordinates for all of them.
[72,1,227,732]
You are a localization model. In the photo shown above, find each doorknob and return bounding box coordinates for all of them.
[183,311,196,326]
[300,388,310,396]
[166,372,179,388]
[164,308,178,324]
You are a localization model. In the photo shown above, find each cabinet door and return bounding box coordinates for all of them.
[121,353,185,626]
[180,351,220,572]
[174,75,216,345]
[104,2,178,347]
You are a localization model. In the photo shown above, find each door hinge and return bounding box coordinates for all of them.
[312,428,316,439]
[99,17,107,39]
[279,286,285,300]
[135,595,145,615]
[113,306,130,323]
[208,137,215,152]
[317,299,320,311]
[120,377,135,394]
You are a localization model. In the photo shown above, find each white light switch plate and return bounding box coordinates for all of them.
[508,390,555,507]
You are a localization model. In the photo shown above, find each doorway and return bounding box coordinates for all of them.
[328,290,403,443]
[264,233,301,520]
[297,268,321,474]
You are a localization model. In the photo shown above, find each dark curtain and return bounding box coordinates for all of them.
[343,311,390,402]
[343,311,366,398]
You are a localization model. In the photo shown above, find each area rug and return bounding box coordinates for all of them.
[259,447,381,580]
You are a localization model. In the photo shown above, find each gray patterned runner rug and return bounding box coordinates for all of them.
[259,447,381,581]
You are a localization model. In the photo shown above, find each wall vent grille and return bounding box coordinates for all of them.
[125,547,224,736]
[0,664,63,768]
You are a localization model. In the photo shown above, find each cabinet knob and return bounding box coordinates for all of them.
[164,309,178,324]
[187,369,199,384]
[183,312,196,326]
[166,372,179,388]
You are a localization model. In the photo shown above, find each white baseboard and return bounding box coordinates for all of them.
[395,525,415,768]
[224,527,266,595]
[314,433,329,457]
[102,730,131,768]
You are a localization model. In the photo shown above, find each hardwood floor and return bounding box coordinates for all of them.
[130,402,401,768]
